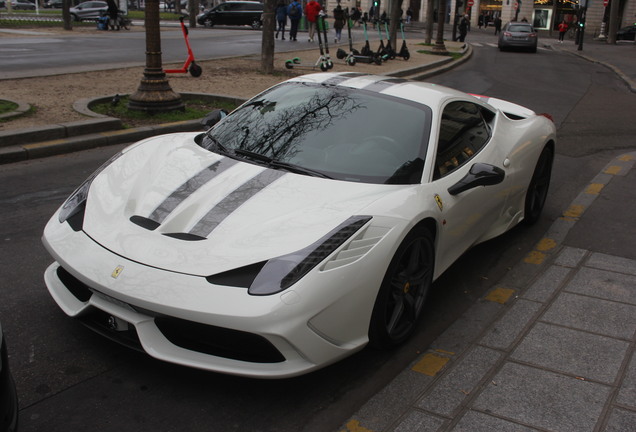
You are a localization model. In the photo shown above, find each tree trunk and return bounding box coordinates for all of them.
[425,0,434,44]
[63,0,72,31]
[261,0,277,73]
[432,0,448,54]
[389,0,403,52]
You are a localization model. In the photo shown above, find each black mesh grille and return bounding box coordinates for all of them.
[78,309,144,353]
[57,266,92,302]
[155,317,285,364]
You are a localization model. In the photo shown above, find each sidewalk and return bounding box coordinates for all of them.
[339,151,636,432]
[335,34,636,432]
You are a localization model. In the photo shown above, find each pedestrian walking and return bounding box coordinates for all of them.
[494,16,502,35]
[558,20,568,42]
[333,4,345,43]
[287,0,302,41]
[305,0,322,42]
[275,0,288,40]
[458,14,469,42]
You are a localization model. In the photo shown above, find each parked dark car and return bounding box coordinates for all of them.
[197,1,263,29]
[498,21,538,52]
[0,322,18,432]
[616,23,636,41]
[69,0,108,21]
[44,0,63,8]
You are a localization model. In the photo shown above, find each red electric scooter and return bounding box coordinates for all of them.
[165,16,203,77]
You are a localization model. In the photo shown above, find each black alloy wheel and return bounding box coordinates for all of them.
[369,226,434,348]
[524,145,553,225]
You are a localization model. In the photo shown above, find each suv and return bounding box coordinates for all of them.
[70,0,108,21]
[197,1,263,29]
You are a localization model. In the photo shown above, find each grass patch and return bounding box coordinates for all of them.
[0,100,19,116]
[91,95,239,128]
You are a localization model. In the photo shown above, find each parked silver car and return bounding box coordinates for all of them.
[498,21,538,53]
[70,0,108,21]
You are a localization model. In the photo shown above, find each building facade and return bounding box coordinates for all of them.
[322,0,635,37]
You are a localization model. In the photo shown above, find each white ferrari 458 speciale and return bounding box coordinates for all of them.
[43,73,556,378]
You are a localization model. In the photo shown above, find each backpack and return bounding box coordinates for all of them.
[290,3,299,17]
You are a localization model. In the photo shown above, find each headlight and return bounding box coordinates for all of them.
[206,216,372,296]
[58,152,123,224]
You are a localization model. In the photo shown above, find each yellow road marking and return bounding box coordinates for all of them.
[562,204,584,220]
[536,238,557,252]
[341,420,375,432]
[412,353,450,376]
[524,250,547,265]
[618,154,634,162]
[585,183,604,195]
[604,165,622,175]
[485,287,515,304]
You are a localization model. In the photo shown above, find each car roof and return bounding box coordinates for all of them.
[289,73,487,111]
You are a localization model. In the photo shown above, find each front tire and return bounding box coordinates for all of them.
[369,226,434,348]
[523,145,553,225]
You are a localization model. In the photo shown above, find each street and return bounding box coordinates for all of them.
[1,28,635,432]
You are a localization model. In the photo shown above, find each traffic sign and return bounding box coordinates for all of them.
[467,0,474,6]
[603,0,609,6]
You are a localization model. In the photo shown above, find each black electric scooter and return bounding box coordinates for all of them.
[397,20,410,60]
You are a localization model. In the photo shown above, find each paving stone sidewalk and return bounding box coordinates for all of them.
[340,151,636,432]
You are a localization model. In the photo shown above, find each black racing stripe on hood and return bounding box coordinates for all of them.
[322,73,368,86]
[362,78,407,93]
[149,158,238,224]
[189,169,287,238]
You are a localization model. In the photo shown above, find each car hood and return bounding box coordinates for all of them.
[82,133,404,276]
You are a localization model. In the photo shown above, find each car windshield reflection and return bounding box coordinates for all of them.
[203,82,432,185]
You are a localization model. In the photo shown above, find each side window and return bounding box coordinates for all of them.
[434,101,491,179]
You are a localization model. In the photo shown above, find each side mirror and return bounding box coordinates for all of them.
[447,163,505,195]
[200,109,228,130]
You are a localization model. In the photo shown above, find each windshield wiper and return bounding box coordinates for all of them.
[233,149,333,179]
[234,148,272,163]
[270,160,334,179]
[203,134,233,156]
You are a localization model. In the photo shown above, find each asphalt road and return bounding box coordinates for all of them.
[1,29,635,432]
[0,24,383,79]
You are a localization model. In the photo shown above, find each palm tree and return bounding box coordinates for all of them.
[128,0,184,112]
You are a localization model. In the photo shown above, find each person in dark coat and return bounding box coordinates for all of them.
[493,16,502,35]
[287,0,302,41]
[106,0,119,30]
[458,14,469,42]
[275,1,288,40]
[333,5,345,43]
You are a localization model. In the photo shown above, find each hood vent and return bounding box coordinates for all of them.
[130,215,160,231]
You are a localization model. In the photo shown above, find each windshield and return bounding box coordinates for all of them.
[202,82,432,184]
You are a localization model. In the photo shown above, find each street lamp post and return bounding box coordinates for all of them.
[128,0,184,113]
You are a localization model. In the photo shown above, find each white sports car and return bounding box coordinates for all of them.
[42,73,556,378]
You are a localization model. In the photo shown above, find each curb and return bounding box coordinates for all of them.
[0,93,247,165]
[339,151,636,432]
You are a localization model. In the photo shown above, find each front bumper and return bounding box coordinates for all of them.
[42,216,399,378]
